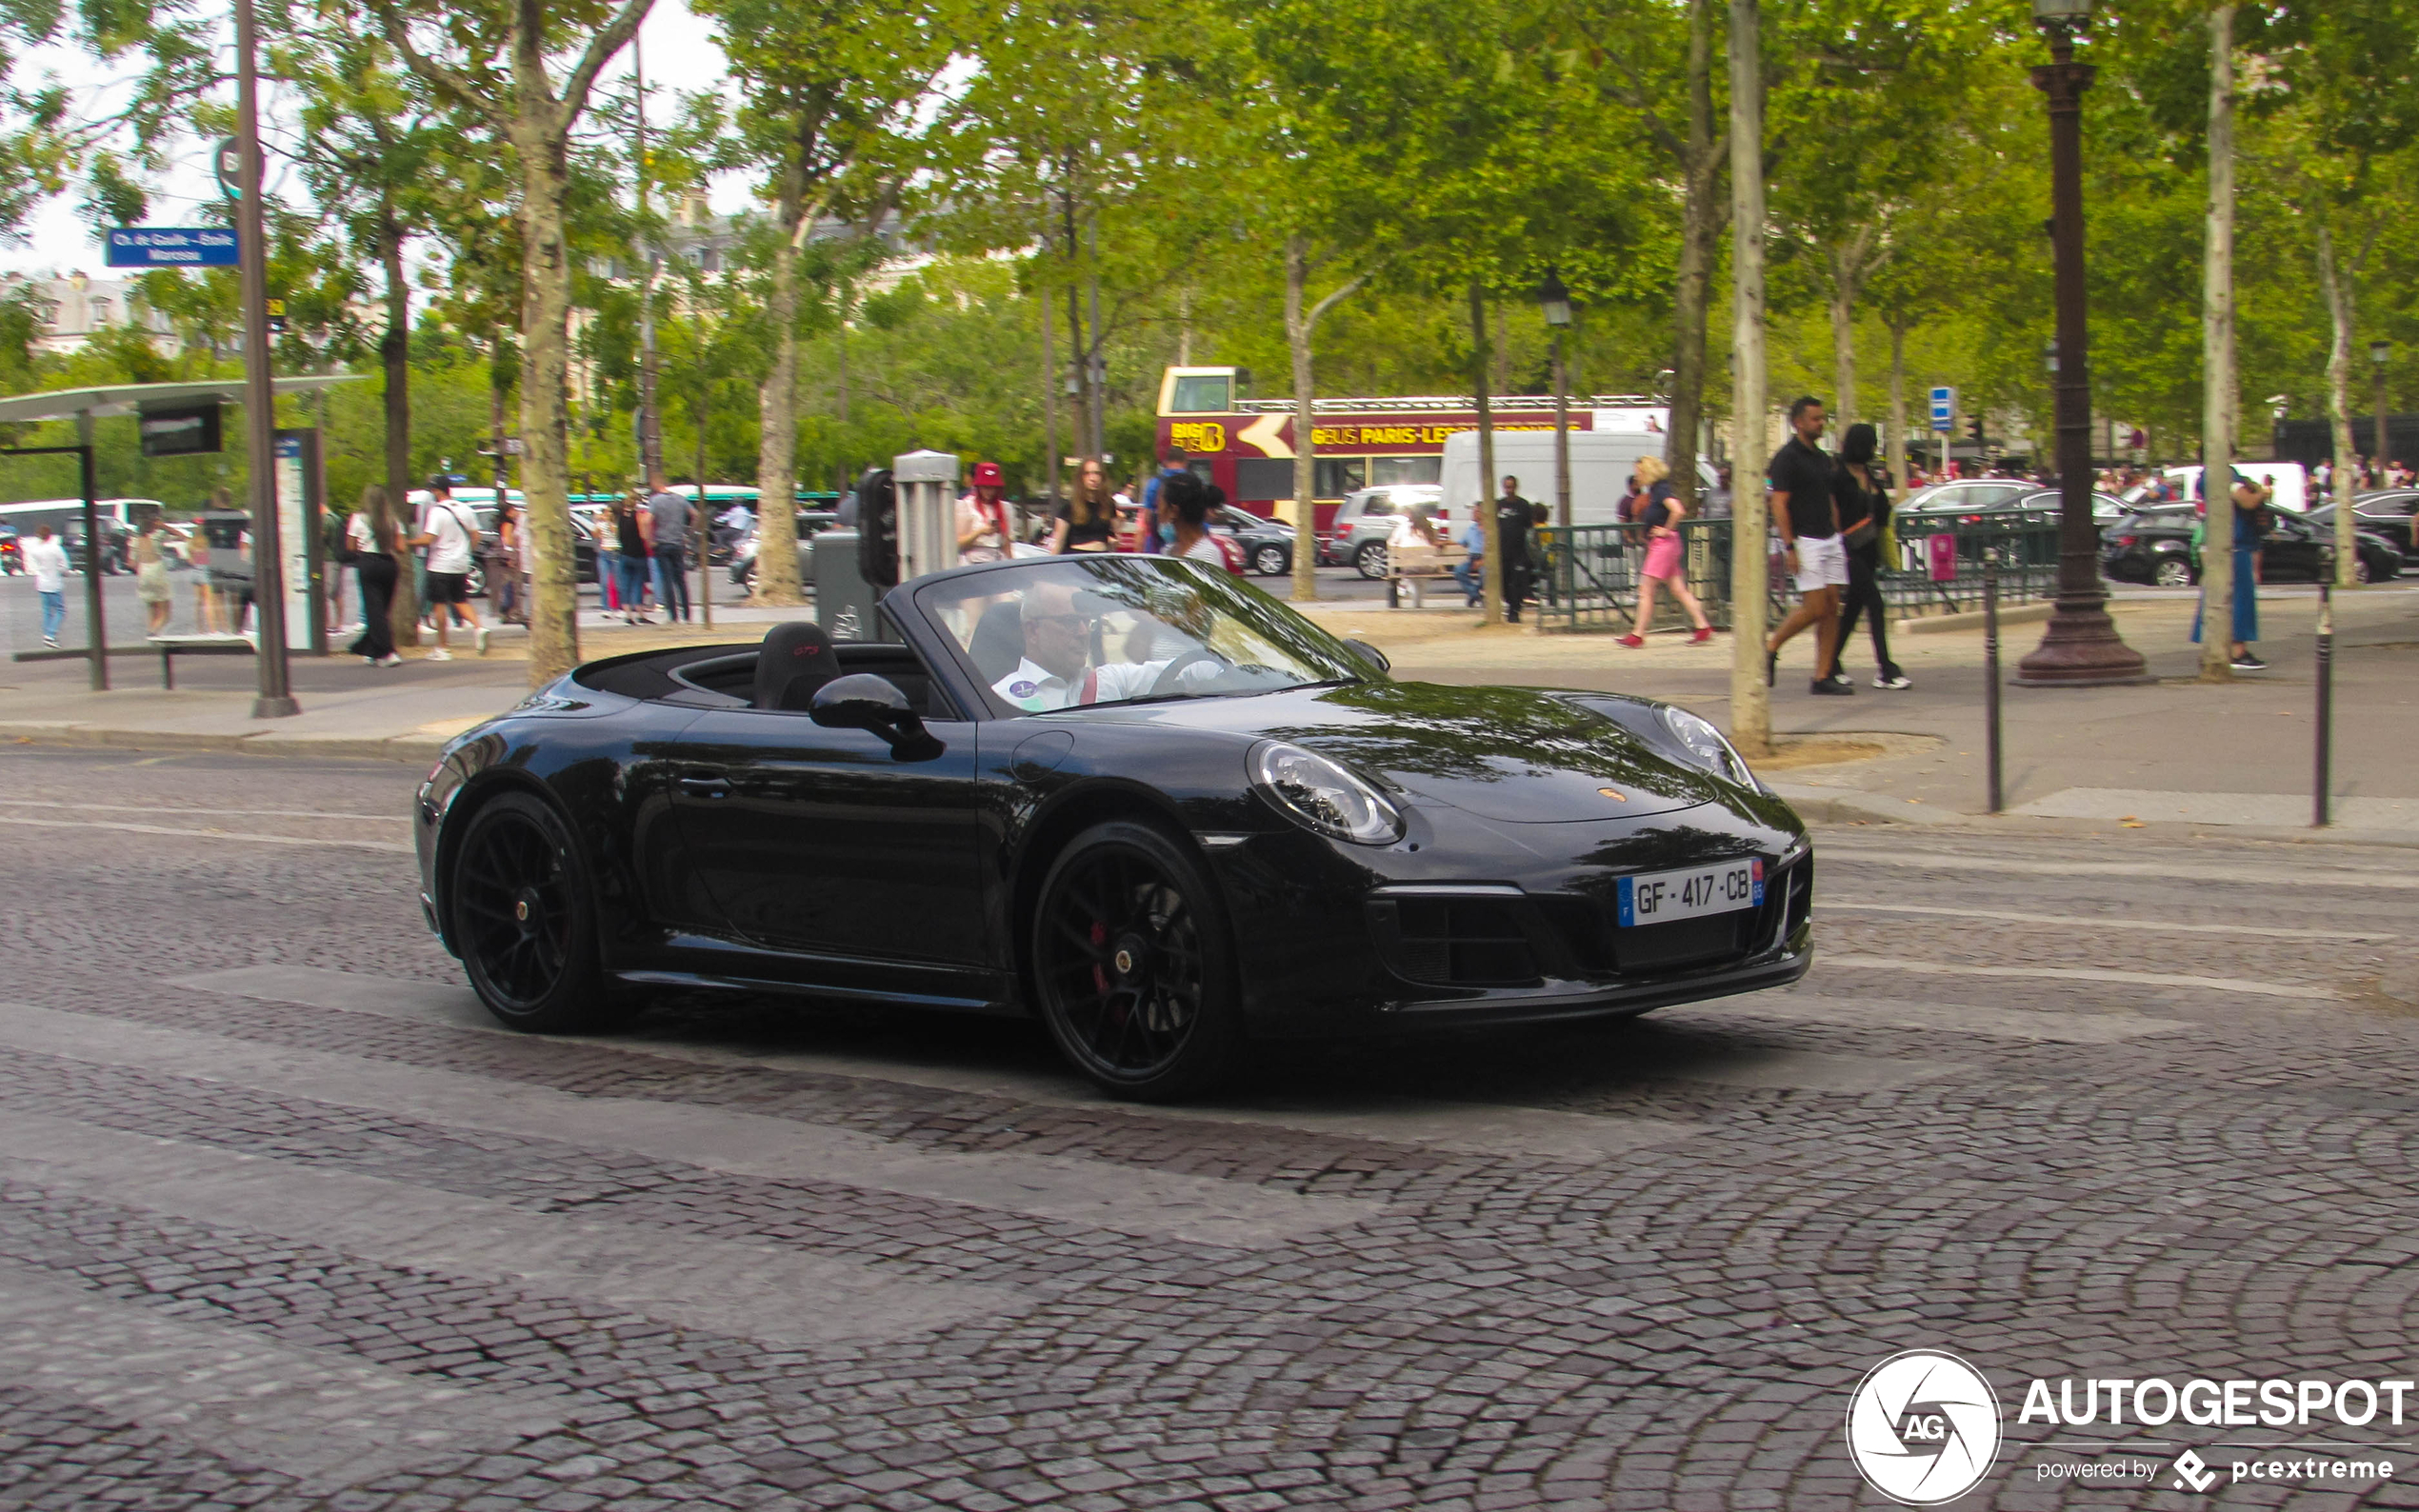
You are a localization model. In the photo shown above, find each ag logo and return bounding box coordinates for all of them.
[1845,1349,2002,1505]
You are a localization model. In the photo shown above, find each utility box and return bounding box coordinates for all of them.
[892,449,960,582]
[813,528,882,642]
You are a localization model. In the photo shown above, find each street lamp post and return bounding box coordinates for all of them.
[2015,0,2146,686]
[2371,339,2390,485]
[1539,270,1573,531]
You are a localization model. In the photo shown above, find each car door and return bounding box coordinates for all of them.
[667,702,988,968]
[2261,514,2318,581]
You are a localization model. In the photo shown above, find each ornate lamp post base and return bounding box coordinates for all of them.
[2014,589,2151,686]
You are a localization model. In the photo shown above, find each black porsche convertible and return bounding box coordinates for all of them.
[415,554,1812,1100]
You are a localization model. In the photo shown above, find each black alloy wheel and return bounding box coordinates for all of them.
[1251,543,1289,577]
[1031,820,1241,1101]
[449,791,629,1032]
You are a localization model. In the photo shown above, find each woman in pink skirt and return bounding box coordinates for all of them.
[1619,456,1715,647]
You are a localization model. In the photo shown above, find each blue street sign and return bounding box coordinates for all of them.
[1929,385,1956,434]
[104,227,239,269]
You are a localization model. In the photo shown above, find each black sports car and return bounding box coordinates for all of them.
[414,554,1812,1099]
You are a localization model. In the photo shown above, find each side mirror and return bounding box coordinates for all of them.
[810,673,943,760]
[1345,639,1390,675]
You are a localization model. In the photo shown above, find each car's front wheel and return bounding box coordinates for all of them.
[1251,543,1289,577]
[1030,820,1241,1102]
[1353,541,1389,580]
[2154,557,2192,587]
[449,790,631,1033]
[2354,553,2378,585]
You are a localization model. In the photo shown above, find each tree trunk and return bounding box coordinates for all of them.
[1727,0,1771,756]
[2317,217,2358,588]
[1829,257,1857,428]
[378,203,419,648]
[1287,234,1319,603]
[1040,259,1057,507]
[1663,0,1725,508]
[1887,315,1909,495]
[751,170,808,606]
[514,112,580,686]
[1470,281,1502,625]
[2200,3,2236,683]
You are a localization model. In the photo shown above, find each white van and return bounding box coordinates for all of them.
[1437,431,1716,527]
[2127,463,2309,514]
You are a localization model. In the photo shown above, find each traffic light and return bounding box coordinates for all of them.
[1966,415,1985,447]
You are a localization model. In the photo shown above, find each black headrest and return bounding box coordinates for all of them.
[755,622,843,710]
[970,600,1026,683]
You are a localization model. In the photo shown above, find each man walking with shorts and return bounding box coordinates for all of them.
[406,478,483,661]
[1763,396,1851,695]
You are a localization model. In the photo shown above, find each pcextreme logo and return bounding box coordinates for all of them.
[1845,1350,2003,1505]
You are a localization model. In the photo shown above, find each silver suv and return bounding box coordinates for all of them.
[1325,485,1446,579]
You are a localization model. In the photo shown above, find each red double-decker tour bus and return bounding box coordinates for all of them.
[1153,366,1669,535]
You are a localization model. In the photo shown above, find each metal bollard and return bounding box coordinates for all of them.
[2314,572,2333,827]
[1983,551,2003,815]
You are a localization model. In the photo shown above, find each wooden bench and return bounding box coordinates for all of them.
[1384,540,1471,608]
[148,634,254,688]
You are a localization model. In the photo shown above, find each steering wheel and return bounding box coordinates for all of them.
[1150,647,1229,697]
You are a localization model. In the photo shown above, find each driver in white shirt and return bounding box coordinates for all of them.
[990,579,1220,711]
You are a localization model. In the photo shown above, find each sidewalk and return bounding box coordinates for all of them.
[1298,583,2419,841]
[0,605,806,763]
[5,582,2415,845]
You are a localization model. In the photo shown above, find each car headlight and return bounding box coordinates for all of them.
[1659,707,1756,786]
[1250,741,1404,845]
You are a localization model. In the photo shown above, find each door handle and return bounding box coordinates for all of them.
[678,775,731,799]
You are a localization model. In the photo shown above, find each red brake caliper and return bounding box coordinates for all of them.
[1090,920,1111,1000]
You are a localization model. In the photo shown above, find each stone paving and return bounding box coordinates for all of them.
[0,745,2417,1509]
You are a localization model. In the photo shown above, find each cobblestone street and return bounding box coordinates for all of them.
[3,744,2417,1510]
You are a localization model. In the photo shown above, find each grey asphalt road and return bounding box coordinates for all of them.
[0,745,2413,1510]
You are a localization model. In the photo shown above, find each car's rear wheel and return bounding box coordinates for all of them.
[1354,540,1389,580]
[450,791,630,1033]
[1252,543,1289,577]
[2354,553,2377,585]
[2154,558,2192,587]
[1031,820,1240,1101]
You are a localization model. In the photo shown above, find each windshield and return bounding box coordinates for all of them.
[915,556,1375,716]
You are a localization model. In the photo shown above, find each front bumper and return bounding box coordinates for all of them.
[1203,796,1812,1037]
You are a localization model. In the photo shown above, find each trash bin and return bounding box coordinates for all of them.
[813,528,883,642]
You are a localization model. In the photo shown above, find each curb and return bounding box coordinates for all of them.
[1894,602,2056,636]
[0,723,448,765]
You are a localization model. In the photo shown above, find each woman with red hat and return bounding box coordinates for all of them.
[957,461,1015,564]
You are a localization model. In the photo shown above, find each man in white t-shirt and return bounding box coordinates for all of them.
[405,478,482,660]
[22,525,70,647]
[988,580,1224,712]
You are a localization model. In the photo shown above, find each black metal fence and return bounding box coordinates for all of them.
[1531,510,2064,633]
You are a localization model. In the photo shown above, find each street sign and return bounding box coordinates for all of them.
[213,137,243,200]
[104,227,238,268]
[138,402,222,458]
[1929,386,1956,434]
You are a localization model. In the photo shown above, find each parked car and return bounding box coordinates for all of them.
[2010,487,2129,523]
[415,552,1811,1100]
[1898,480,2039,519]
[2101,506,2403,587]
[2300,505,2409,581]
[2350,488,2419,536]
[727,507,846,587]
[1326,485,1446,578]
[1210,505,1298,577]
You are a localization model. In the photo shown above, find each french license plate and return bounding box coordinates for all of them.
[1616,859,1763,927]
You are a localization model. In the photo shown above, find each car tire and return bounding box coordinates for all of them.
[2354,554,2376,585]
[466,562,489,599]
[1030,819,1242,1102]
[2153,558,2192,588]
[448,790,636,1034]
[1251,544,1289,577]
[1353,541,1389,580]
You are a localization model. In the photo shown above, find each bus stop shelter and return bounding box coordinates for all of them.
[0,375,362,690]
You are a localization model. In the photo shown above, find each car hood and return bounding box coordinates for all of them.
[1066,680,1728,823]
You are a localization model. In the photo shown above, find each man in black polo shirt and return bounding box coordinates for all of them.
[1763,396,1850,694]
